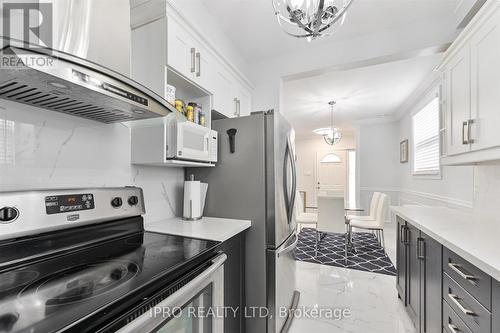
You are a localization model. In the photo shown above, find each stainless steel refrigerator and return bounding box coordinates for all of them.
[190,110,300,333]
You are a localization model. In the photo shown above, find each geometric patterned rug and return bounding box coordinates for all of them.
[294,228,397,276]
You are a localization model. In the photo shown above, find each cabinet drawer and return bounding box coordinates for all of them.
[443,273,491,333]
[443,247,492,309]
[443,300,472,333]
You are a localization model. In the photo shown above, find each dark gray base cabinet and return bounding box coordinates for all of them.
[494,280,500,333]
[217,233,246,333]
[397,215,500,333]
[396,220,442,333]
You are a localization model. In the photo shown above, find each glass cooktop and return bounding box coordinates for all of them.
[0,228,219,333]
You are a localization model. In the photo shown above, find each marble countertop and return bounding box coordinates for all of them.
[146,216,251,242]
[391,205,500,282]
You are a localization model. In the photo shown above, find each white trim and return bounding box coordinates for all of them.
[360,187,473,209]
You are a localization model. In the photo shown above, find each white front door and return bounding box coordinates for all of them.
[314,150,347,205]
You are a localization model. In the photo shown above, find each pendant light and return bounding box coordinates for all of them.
[313,100,342,145]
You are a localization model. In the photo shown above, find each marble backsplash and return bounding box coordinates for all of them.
[0,100,184,225]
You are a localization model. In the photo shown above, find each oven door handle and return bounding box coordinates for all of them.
[116,253,227,333]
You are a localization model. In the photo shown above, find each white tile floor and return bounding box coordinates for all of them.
[289,223,417,333]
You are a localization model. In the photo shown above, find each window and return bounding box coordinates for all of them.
[412,97,440,175]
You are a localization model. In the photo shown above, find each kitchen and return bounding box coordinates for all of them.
[0,0,499,333]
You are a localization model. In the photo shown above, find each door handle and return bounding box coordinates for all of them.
[190,48,196,73]
[447,294,475,316]
[196,52,201,77]
[400,225,405,244]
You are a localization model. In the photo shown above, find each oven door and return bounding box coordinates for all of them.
[117,254,226,333]
[176,121,212,162]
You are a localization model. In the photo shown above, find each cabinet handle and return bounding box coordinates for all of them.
[417,238,425,260]
[399,225,405,244]
[190,48,196,73]
[233,98,238,116]
[404,226,410,246]
[237,99,241,116]
[447,324,460,333]
[196,52,201,77]
[447,294,475,316]
[462,121,469,145]
[448,263,477,282]
[467,119,474,144]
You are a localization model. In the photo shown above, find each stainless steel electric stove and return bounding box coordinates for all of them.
[0,187,224,333]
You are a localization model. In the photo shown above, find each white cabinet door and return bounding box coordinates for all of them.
[445,46,471,156]
[167,16,196,79]
[470,10,500,151]
[233,83,252,117]
[193,45,214,91]
[212,67,234,117]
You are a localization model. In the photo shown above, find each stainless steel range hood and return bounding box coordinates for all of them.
[0,38,173,123]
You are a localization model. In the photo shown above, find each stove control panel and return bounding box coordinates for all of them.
[45,194,95,215]
[0,187,145,241]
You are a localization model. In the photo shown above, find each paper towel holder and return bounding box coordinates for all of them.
[182,199,202,221]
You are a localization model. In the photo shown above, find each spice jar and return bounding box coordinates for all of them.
[185,105,194,122]
[175,99,184,115]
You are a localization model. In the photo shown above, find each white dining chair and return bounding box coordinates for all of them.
[294,191,318,230]
[346,192,381,223]
[349,193,389,249]
[316,195,346,259]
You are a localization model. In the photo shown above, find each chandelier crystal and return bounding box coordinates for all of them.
[313,101,342,145]
[272,0,355,41]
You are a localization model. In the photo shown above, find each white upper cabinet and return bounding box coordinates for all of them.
[470,9,500,151]
[444,46,471,156]
[441,1,500,165]
[167,15,197,80]
[166,3,253,119]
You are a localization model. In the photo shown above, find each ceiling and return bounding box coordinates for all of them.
[282,54,442,138]
[201,0,460,63]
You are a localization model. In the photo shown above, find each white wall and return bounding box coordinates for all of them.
[0,101,185,225]
[397,98,474,209]
[296,133,356,207]
[357,121,400,214]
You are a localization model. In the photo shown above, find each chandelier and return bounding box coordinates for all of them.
[272,0,355,41]
[313,101,342,145]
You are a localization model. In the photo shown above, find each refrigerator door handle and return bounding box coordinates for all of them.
[289,139,297,222]
[283,138,297,225]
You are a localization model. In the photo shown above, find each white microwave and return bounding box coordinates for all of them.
[166,116,218,163]
[131,113,217,166]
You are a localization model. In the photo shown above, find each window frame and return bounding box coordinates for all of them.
[410,88,442,179]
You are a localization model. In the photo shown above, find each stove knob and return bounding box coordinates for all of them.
[128,195,139,206]
[0,207,18,223]
[111,197,123,208]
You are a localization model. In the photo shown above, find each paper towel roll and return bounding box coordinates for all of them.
[183,180,202,220]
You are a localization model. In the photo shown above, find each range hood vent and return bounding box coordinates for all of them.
[0,39,174,123]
